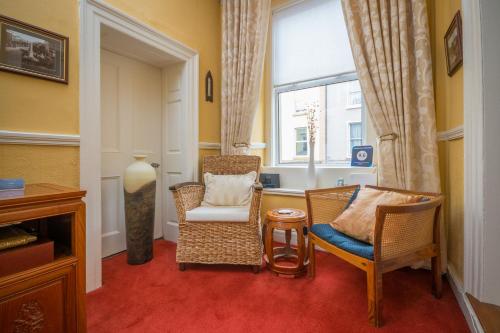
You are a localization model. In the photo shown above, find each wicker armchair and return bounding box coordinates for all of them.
[169,155,263,272]
[306,185,444,327]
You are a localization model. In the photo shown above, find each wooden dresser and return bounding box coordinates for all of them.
[0,183,86,333]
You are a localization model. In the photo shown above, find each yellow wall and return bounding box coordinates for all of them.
[0,0,80,186]
[0,0,222,187]
[429,0,464,284]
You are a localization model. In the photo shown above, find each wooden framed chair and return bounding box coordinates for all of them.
[306,185,444,327]
[169,155,263,272]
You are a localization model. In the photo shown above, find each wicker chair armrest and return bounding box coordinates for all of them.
[374,197,443,261]
[170,183,205,224]
[169,182,203,191]
[305,185,359,227]
[249,183,263,226]
[252,182,263,191]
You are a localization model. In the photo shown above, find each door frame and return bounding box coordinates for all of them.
[80,0,199,292]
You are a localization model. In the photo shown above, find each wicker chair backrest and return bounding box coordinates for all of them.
[202,155,261,184]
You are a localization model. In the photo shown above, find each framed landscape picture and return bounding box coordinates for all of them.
[0,15,68,83]
[444,11,463,77]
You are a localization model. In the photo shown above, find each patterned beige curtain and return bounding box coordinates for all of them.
[341,0,440,193]
[221,0,270,155]
[341,0,445,269]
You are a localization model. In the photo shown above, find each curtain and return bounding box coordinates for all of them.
[341,0,445,269]
[221,0,270,155]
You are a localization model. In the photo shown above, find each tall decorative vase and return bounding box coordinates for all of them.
[124,154,156,265]
[307,140,317,188]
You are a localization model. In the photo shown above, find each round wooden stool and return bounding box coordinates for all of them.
[263,208,308,276]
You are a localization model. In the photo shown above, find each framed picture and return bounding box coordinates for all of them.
[444,11,463,77]
[0,15,68,83]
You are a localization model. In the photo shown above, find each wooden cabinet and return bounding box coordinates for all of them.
[0,184,86,333]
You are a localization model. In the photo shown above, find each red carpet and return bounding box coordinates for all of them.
[87,240,469,333]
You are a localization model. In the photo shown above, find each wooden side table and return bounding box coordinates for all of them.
[263,208,308,276]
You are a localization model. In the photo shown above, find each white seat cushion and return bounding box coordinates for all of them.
[185,206,250,223]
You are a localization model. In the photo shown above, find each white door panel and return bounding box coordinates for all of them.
[162,64,188,242]
[101,49,163,257]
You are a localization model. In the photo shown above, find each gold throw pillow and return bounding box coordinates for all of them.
[330,188,421,244]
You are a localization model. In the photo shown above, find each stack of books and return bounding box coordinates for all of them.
[0,178,25,198]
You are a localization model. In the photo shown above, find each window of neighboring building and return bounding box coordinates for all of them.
[295,127,308,156]
[272,0,374,165]
[346,81,362,108]
[349,122,363,155]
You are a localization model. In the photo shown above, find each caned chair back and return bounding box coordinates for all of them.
[201,155,261,184]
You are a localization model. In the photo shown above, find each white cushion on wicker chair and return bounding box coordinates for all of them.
[201,171,257,206]
[185,206,250,222]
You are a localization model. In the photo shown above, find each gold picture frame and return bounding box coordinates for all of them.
[444,11,463,77]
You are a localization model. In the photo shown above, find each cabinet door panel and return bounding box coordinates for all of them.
[0,264,76,333]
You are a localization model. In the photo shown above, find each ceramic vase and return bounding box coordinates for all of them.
[124,154,156,265]
[307,140,317,188]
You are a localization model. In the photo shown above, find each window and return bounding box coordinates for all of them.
[273,0,372,165]
[346,81,362,108]
[349,122,362,154]
[295,127,308,156]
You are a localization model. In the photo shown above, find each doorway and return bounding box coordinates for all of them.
[100,26,178,257]
[80,0,199,292]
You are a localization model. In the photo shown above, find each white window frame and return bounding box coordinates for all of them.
[273,72,367,166]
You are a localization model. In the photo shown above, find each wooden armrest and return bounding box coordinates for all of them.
[305,185,359,196]
[169,182,203,191]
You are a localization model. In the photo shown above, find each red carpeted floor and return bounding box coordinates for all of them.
[87,240,469,333]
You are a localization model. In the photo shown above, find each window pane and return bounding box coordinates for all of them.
[278,86,325,163]
[325,80,363,164]
[350,122,362,138]
[273,0,355,85]
[296,142,308,156]
[350,139,363,153]
[295,127,307,141]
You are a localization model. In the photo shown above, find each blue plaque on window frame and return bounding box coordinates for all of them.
[351,145,373,167]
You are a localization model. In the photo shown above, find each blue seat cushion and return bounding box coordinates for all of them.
[310,223,374,260]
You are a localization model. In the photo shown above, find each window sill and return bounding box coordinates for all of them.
[262,165,377,190]
[264,164,376,170]
[263,188,305,197]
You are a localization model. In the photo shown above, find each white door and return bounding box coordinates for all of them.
[100,49,163,257]
[162,63,190,242]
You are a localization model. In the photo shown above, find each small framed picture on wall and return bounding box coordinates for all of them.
[0,15,69,83]
[444,11,463,77]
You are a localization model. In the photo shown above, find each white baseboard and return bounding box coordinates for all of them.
[163,221,179,243]
[447,265,484,333]
[271,228,326,252]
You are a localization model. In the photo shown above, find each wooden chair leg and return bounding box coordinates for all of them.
[178,263,186,271]
[367,265,383,327]
[307,238,316,278]
[432,254,442,298]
